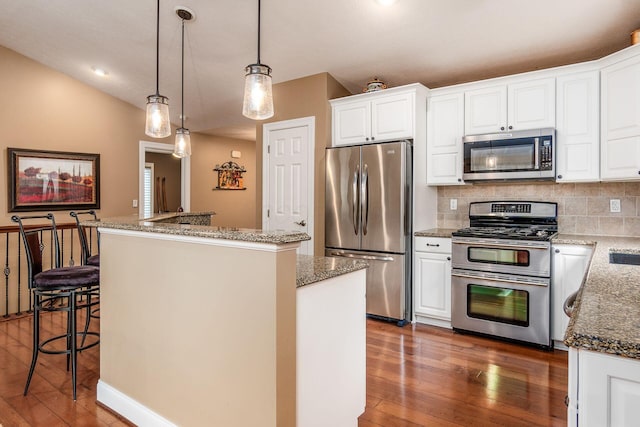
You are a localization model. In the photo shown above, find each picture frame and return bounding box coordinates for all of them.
[7,148,100,212]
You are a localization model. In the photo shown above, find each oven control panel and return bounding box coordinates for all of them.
[491,203,531,214]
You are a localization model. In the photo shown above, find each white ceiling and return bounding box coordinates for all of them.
[1,0,639,141]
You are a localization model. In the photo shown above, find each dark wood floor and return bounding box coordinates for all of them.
[0,314,567,426]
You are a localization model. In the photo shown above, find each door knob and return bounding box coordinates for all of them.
[294,220,307,227]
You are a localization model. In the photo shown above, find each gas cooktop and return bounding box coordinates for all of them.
[452,226,557,241]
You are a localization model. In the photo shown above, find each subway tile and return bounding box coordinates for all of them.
[574,183,601,196]
[554,183,576,197]
[599,182,626,197]
[587,197,612,216]
[440,186,462,197]
[625,182,640,196]
[563,197,587,215]
[599,217,625,236]
[575,216,595,234]
[624,217,640,237]
[621,197,637,216]
[558,216,576,234]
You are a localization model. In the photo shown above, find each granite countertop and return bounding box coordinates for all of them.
[84,213,310,245]
[414,228,457,238]
[558,234,640,359]
[296,255,368,288]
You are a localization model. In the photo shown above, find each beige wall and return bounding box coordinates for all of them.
[437,182,640,236]
[145,152,181,212]
[256,73,351,254]
[0,45,256,228]
[190,134,256,228]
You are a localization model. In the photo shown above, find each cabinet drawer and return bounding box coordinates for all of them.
[414,237,452,253]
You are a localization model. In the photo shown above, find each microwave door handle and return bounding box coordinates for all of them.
[534,138,540,169]
[352,164,360,236]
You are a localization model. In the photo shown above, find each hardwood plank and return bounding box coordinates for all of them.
[0,312,567,426]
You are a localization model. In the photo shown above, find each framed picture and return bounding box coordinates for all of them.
[7,148,100,212]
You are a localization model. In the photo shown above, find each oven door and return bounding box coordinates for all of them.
[451,269,550,348]
[452,237,551,277]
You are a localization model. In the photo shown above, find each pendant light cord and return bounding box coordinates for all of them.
[155,0,161,96]
[257,0,261,64]
[181,17,185,129]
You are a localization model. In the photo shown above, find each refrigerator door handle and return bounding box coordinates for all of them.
[327,251,394,262]
[352,164,360,236]
[361,163,369,235]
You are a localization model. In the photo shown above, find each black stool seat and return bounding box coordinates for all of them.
[86,254,100,267]
[34,265,99,288]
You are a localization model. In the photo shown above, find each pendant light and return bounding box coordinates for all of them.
[242,0,274,120]
[145,0,171,138]
[173,8,193,158]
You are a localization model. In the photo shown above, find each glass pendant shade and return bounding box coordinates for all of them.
[145,94,171,138]
[242,64,274,120]
[173,128,191,158]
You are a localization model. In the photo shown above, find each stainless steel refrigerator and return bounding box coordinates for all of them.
[325,140,412,324]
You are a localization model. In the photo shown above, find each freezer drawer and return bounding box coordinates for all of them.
[326,249,407,321]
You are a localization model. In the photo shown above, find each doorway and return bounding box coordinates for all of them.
[262,117,315,255]
[138,141,191,218]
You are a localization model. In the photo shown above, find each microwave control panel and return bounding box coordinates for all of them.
[540,138,553,170]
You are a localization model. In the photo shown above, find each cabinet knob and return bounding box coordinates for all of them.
[426,243,440,247]
[371,136,375,141]
[508,126,513,130]
[365,137,370,141]
[637,170,640,175]
[457,178,462,182]
[555,249,560,253]
[446,256,451,261]
[557,175,563,179]
[500,126,505,131]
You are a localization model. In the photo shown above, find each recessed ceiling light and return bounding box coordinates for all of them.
[376,0,398,5]
[91,67,108,77]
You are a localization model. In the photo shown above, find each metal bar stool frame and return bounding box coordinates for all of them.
[13,213,100,401]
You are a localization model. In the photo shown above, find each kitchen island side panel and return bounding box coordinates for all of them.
[98,230,297,427]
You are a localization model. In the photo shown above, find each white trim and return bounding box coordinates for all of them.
[138,141,190,218]
[97,380,177,427]
[262,116,315,255]
[98,227,302,252]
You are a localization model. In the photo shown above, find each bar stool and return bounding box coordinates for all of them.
[69,210,99,267]
[13,213,100,401]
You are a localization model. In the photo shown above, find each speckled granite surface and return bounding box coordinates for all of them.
[148,212,214,226]
[414,228,457,238]
[296,255,368,288]
[557,234,640,359]
[83,213,310,245]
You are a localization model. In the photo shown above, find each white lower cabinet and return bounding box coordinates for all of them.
[414,237,452,328]
[551,244,593,346]
[569,348,640,427]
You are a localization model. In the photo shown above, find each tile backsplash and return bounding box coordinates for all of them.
[437,182,640,237]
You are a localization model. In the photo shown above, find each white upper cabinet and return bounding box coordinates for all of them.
[601,53,640,180]
[332,87,419,146]
[464,78,555,135]
[427,92,465,185]
[556,70,600,182]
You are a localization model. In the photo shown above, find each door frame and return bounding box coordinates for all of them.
[138,140,190,218]
[262,116,315,254]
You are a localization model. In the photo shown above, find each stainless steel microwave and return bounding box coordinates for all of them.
[462,128,555,182]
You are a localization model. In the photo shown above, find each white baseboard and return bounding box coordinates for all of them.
[97,380,177,427]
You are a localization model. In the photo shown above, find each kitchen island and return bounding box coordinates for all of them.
[86,214,367,427]
[556,235,640,427]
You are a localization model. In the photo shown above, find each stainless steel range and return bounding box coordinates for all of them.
[451,201,558,349]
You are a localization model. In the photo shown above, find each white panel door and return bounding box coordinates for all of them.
[414,251,451,321]
[464,85,507,135]
[371,92,414,142]
[427,92,465,185]
[556,71,600,182]
[508,78,556,131]
[333,101,371,146]
[264,118,314,255]
[579,350,640,427]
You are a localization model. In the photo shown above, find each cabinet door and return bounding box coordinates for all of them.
[579,350,640,427]
[556,71,600,182]
[601,55,640,180]
[464,85,507,135]
[507,78,556,131]
[427,93,465,185]
[371,92,414,142]
[333,101,371,146]
[551,244,592,343]
[414,251,451,320]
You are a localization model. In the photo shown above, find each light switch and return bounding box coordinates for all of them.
[132,199,138,208]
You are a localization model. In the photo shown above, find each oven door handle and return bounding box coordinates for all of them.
[452,239,549,250]
[451,271,549,287]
